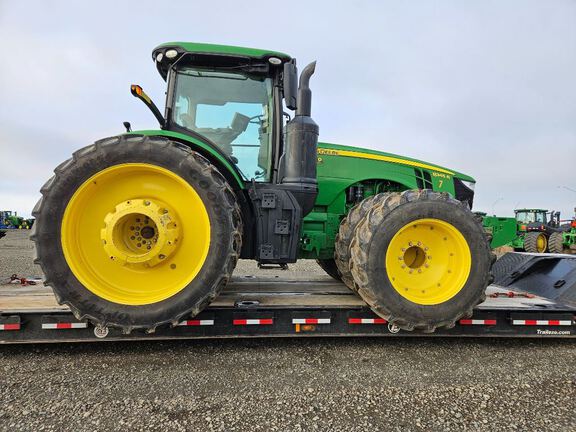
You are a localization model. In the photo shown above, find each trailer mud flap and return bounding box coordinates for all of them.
[493,253,576,307]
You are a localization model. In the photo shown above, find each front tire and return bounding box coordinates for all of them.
[349,190,494,332]
[32,135,242,332]
[316,259,342,281]
[335,194,389,290]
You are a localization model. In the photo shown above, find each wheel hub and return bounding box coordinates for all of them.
[385,218,472,305]
[400,242,430,274]
[101,198,181,268]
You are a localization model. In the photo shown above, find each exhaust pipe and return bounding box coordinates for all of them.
[280,62,319,216]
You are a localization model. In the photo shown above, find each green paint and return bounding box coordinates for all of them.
[128,130,244,188]
[481,215,518,249]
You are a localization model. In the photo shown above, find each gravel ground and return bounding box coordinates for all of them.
[1,230,575,431]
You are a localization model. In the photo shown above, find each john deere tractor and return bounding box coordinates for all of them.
[0,210,33,229]
[32,42,492,333]
[510,208,565,253]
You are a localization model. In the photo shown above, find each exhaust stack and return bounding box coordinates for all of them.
[280,61,319,216]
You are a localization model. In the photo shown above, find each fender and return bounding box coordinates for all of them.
[128,129,245,189]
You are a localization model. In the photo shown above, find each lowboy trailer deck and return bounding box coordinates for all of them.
[1,253,575,344]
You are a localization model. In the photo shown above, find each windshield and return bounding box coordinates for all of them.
[516,211,546,223]
[173,67,273,181]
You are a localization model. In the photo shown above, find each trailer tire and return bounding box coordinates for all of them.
[31,135,242,333]
[548,232,564,254]
[524,232,547,253]
[335,193,389,290]
[349,189,494,332]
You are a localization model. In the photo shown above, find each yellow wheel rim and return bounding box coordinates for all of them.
[536,234,547,253]
[385,218,472,305]
[61,163,210,305]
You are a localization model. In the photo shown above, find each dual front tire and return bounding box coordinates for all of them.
[336,190,494,331]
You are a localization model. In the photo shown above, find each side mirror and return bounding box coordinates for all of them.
[231,112,250,133]
[283,61,298,111]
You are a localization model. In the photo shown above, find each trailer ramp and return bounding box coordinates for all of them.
[493,253,576,307]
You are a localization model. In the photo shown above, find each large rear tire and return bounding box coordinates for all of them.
[524,232,547,253]
[349,190,494,332]
[548,232,564,254]
[32,135,242,332]
[335,194,389,290]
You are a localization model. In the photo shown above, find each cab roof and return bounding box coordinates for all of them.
[152,42,291,79]
[515,208,548,212]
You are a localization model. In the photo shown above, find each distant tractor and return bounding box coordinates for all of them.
[0,211,34,230]
[510,208,563,253]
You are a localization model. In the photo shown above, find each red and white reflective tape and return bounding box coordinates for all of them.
[348,318,387,324]
[512,319,572,326]
[42,322,87,330]
[0,323,20,331]
[233,319,273,326]
[292,318,331,324]
[459,319,497,325]
[178,319,214,326]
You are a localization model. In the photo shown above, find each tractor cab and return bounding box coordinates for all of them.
[148,43,302,187]
[515,208,561,233]
[515,208,549,232]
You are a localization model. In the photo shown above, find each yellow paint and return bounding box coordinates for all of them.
[317,148,454,175]
[385,218,472,305]
[61,163,211,305]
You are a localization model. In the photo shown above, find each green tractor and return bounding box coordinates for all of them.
[32,42,492,333]
[0,210,33,229]
[510,208,565,253]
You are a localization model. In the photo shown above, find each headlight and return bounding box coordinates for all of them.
[165,49,178,59]
[460,180,475,191]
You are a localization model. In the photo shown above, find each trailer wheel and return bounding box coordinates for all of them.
[349,189,494,332]
[316,259,342,281]
[31,135,242,332]
[335,193,389,290]
[524,232,547,253]
[548,232,564,254]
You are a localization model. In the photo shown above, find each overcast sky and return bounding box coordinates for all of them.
[1,0,575,219]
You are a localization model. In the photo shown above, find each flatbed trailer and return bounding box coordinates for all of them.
[1,253,575,343]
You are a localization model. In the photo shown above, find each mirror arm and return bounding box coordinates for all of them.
[130,85,166,128]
